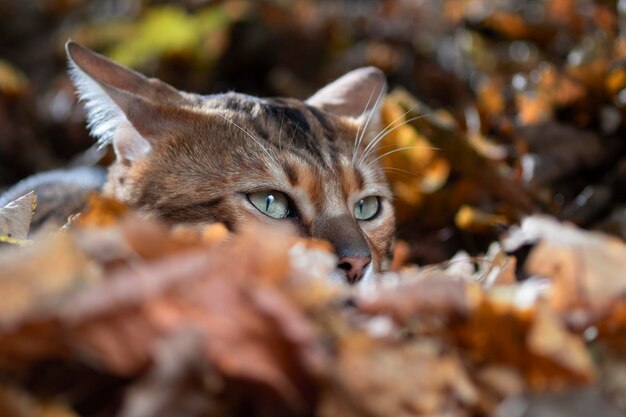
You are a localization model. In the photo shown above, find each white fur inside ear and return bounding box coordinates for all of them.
[112,124,152,161]
[68,59,130,149]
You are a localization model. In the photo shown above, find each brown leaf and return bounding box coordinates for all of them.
[378,97,450,222]
[455,205,510,233]
[319,337,475,417]
[391,89,534,214]
[455,294,594,387]
[73,194,129,228]
[0,232,93,332]
[526,305,596,382]
[516,92,553,125]
[495,388,624,417]
[119,330,219,417]
[0,223,330,413]
[511,216,626,320]
[359,271,473,323]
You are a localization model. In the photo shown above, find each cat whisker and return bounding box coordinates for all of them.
[359,104,419,162]
[353,85,386,165]
[360,107,427,164]
[370,143,408,153]
[290,121,299,144]
[381,167,419,178]
[352,88,377,164]
[278,110,285,151]
[217,113,277,162]
[366,145,440,168]
[358,114,431,167]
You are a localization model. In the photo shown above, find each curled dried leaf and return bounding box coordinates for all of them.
[0,192,36,241]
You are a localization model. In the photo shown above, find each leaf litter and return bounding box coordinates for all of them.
[0,191,36,244]
[0,184,624,417]
[3,1,626,416]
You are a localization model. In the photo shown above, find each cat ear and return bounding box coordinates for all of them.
[305,67,387,125]
[66,40,193,162]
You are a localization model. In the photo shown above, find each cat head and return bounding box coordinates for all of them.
[66,41,395,285]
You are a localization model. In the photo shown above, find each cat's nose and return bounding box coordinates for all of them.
[338,255,371,284]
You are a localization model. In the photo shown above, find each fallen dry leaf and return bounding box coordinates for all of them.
[118,330,219,417]
[0,232,94,332]
[455,205,510,232]
[495,388,624,417]
[506,215,626,321]
[73,194,129,228]
[319,337,475,417]
[391,89,534,215]
[5,2,626,416]
[0,219,332,414]
[359,271,473,323]
[526,305,596,384]
[0,191,36,241]
[377,96,451,222]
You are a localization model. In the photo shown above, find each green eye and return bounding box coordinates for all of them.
[248,191,291,219]
[354,196,380,220]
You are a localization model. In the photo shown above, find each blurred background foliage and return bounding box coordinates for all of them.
[1,0,626,264]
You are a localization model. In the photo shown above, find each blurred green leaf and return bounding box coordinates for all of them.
[108,5,231,68]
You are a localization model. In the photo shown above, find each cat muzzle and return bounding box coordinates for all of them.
[338,255,371,284]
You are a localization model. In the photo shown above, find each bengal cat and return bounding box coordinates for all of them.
[1,41,396,285]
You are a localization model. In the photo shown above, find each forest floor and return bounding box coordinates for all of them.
[1,1,626,416]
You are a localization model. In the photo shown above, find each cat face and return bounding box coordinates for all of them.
[66,41,395,285]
